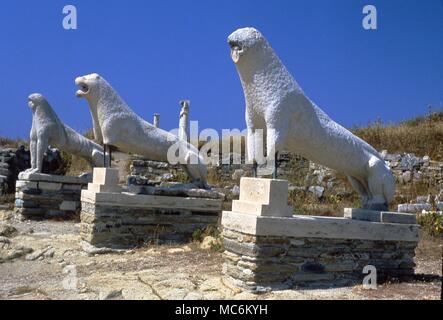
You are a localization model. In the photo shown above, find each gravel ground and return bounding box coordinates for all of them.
[0,211,441,300]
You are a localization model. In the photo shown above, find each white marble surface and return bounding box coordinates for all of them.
[222,211,421,242]
[25,93,104,174]
[228,27,396,210]
[75,74,207,187]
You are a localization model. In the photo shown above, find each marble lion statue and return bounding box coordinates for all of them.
[228,27,395,210]
[26,93,104,174]
[75,73,208,188]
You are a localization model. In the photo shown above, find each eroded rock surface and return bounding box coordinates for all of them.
[0,212,441,300]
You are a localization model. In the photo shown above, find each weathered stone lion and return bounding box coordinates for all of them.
[75,73,208,188]
[228,27,395,210]
[26,93,104,174]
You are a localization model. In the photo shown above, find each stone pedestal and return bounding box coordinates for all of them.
[232,178,293,217]
[80,168,222,248]
[221,178,421,292]
[15,172,91,219]
[87,167,122,193]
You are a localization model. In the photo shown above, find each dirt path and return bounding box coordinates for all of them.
[0,213,441,300]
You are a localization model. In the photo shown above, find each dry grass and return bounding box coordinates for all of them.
[393,181,441,209]
[416,233,443,260]
[352,110,443,161]
[64,129,97,176]
[64,153,92,176]
[1,111,442,185]
[0,137,28,149]
[0,194,15,207]
[207,167,222,185]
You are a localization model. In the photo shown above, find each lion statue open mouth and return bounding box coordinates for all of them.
[75,73,208,188]
[228,27,395,210]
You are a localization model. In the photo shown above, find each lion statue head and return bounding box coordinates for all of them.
[28,93,47,111]
[75,73,104,102]
[227,27,269,64]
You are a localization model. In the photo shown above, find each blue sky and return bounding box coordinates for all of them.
[0,0,442,139]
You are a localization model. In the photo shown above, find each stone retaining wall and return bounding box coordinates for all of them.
[80,189,222,248]
[221,177,422,291]
[15,173,90,219]
[0,147,30,195]
[128,158,184,185]
[0,146,65,195]
[222,229,417,291]
[80,202,219,247]
[128,151,443,204]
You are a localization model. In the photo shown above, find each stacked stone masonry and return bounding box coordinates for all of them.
[129,151,443,203]
[81,201,220,247]
[128,158,184,185]
[0,147,31,195]
[0,146,65,195]
[221,178,420,291]
[80,179,223,248]
[15,172,90,219]
[222,228,418,291]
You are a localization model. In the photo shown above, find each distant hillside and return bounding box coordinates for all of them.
[2,110,443,161]
[352,111,443,162]
[0,137,28,149]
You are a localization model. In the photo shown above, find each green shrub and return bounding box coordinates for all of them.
[192,224,220,242]
[417,212,443,238]
[192,228,204,242]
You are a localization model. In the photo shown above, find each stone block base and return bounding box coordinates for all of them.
[344,208,417,224]
[80,190,222,248]
[15,172,90,219]
[222,211,420,292]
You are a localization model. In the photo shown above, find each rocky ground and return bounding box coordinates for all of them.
[0,210,441,300]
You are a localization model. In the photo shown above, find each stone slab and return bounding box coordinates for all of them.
[81,190,222,213]
[222,211,421,242]
[15,181,39,189]
[87,183,122,193]
[239,177,289,205]
[62,184,84,191]
[16,208,46,216]
[59,201,78,211]
[397,203,432,213]
[18,172,91,185]
[92,168,119,185]
[38,182,62,191]
[127,185,225,200]
[232,200,293,217]
[344,208,417,224]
